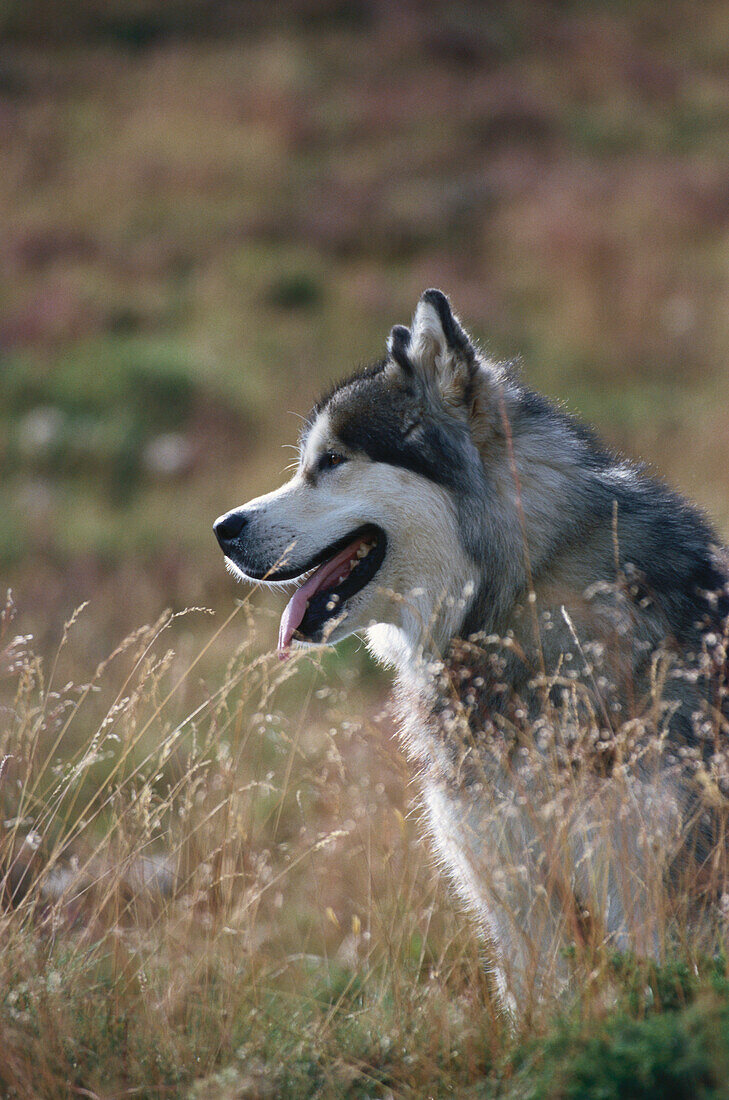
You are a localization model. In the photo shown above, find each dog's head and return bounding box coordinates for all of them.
[215,290,508,659]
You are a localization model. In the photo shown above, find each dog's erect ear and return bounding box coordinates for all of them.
[387,290,501,439]
[386,323,414,375]
[407,289,479,413]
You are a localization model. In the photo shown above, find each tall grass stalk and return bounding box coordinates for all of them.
[1,591,729,1098]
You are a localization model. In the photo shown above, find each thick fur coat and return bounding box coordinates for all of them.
[215,290,729,1007]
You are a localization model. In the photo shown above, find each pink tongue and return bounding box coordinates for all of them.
[278,537,365,653]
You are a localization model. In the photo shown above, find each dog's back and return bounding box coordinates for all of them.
[396,407,729,1005]
[390,347,729,1009]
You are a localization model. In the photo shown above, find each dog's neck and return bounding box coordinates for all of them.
[365,592,469,688]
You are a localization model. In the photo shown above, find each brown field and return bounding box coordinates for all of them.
[2,3,729,1096]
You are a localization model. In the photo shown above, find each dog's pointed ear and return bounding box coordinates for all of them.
[408,289,479,412]
[387,323,414,375]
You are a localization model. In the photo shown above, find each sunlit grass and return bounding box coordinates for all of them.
[0,595,495,1096]
[2,592,729,1097]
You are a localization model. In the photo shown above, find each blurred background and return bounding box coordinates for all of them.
[2,0,729,663]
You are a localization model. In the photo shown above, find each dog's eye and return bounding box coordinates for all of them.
[320,451,346,471]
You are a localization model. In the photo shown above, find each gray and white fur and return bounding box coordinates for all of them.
[215,289,729,1010]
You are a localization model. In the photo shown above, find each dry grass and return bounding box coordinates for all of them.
[0,592,500,1097]
[2,586,729,1098]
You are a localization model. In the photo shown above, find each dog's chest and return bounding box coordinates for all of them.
[393,679,549,947]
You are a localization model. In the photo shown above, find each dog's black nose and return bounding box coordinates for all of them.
[214,511,247,547]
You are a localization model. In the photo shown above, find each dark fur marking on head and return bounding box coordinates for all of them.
[305,359,388,433]
[335,401,472,493]
[307,360,481,493]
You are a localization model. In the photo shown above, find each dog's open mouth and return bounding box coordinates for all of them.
[278,524,386,651]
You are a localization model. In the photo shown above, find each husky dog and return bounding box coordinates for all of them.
[215,290,729,1007]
